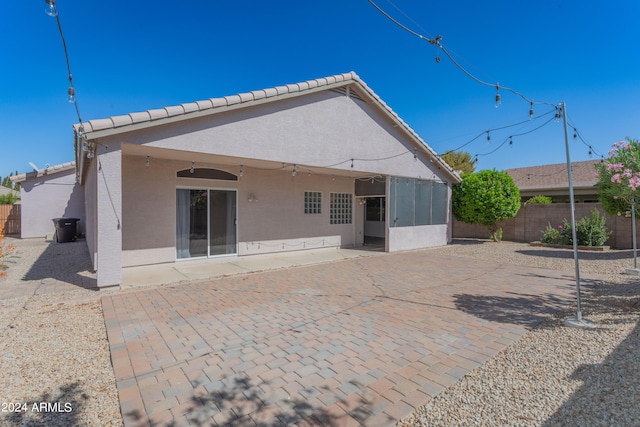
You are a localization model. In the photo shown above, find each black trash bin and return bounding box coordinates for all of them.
[52,218,79,243]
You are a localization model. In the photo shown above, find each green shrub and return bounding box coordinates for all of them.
[574,209,611,246]
[0,192,19,205]
[540,210,611,246]
[541,222,567,245]
[526,195,553,204]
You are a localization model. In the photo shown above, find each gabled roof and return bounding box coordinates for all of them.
[73,71,460,183]
[505,160,599,191]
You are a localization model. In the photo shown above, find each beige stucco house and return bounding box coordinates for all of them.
[34,72,459,288]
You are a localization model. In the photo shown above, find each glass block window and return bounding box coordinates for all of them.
[304,191,322,214]
[330,193,353,224]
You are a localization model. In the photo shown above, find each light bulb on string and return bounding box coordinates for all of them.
[573,128,578,139]
[292,164,297,177]
[190,161,194,173]
[239,164,244,177]
[45,0,57,16]
[146,156,150,167]
[555,107,562,122]
[495,84,501,108]
[67,87,76,103]
[486,130,491,142]
[509,136,513,146]
[529,102,534,120]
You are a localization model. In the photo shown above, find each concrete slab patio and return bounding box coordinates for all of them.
[102,249,599,426]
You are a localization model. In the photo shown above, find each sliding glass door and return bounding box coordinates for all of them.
[176,189,237,259]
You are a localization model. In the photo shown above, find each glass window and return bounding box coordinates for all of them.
[330,193,352,224]
[304,191,322,214]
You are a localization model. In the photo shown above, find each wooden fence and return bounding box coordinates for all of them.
[453,203,640,249]
[0,204,20,235]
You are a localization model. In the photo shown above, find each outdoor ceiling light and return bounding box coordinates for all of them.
[45,0,57,17]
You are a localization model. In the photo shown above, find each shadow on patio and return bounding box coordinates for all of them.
[452,274,604,328]
[124,375,386,426]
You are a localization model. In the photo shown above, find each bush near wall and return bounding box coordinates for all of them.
[526,195,553,204]
[452,203,637,249]
[541,210,611,246]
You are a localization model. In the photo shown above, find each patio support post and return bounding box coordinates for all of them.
[95,142,123,288]
[561,103,595,329]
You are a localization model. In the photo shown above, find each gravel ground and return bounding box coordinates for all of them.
[0,237,123,427]
[1,237,639,427]
[398,239,640,427]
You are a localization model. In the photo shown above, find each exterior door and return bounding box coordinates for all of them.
[176,189,237,259]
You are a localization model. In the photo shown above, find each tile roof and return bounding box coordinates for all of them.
[12,161,76,183]
[505,160,600,190]
[77,72,367,135]
[73,71,460,183]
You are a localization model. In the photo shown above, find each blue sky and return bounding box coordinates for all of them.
[1,0,639,181]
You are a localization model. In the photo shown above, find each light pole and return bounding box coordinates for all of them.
[625,196,640,275]
[561,102,595,329]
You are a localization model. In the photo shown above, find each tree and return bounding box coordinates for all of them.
[441,150,476,174]
[1,171,20,192]
[452,169,521,241]
[595,138,640,217]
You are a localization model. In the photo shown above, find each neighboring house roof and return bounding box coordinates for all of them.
[505,160,600,196]
[73,71,460,184]
[12,161,76,184]
[0,185,15,196]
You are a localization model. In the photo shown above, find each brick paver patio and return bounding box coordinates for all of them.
[102,250,596,426]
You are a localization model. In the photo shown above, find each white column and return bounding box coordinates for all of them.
[95,143,122,288]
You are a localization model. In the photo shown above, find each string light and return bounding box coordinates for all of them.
[239,164,244,177]
[67,86,75,103]
[495,84,501,108]
[146,156,150,167]
[190,161,194,173]
[486,130,491,142]
[529,102,534,120]
[292,164,297,176]
[45,0,57,17]
[45,0,83,124]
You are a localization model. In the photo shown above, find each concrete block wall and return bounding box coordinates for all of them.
[453,203,640,249]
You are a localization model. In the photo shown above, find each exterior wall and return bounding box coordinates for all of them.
[121,156,361,267]
[84,159,98,270]
[453,203,640,249]
[19,168,85,239]
[96,87,458,277]
[103,90,451,183]
[388,224,449,252]
[95,144,122,287]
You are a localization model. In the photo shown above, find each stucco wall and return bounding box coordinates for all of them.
[121,156,362,267]
[84,159,98,270]
[103,90,452,183]
[388,224,450,252]
[96,87,456,274]
[19,168,85,239]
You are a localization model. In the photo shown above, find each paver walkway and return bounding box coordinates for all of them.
[102,250,598,426]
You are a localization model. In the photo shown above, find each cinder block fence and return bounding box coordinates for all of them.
[453,203,639,249]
